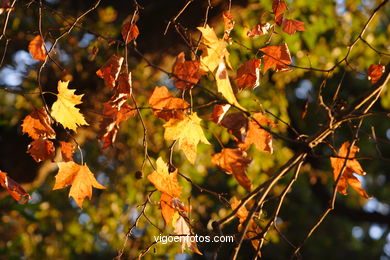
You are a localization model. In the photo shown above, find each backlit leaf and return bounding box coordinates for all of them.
[260,43,292,73]
[236,58,261,90]
[27,138,55,162]
[282,19,305,35]
[96,54,124,88]
[367,64,385,84]
[28,35,46,62]
[21,108,56,140]
[0,171,30,204]
[121,21,139,44]
[172,52,203,90]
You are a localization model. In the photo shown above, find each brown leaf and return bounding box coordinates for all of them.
[21,108,56,140]
[236,58,261,90]
[247,23,271,38]
[330,142,369,198]
[223,11,235,43]
[59,141,74,162]
[0,171,30,204]
[282,19,305,35]
[272,0,287,25]
[260,43,292,73]
[27,138,55,162]
[96,54,124,88]
[173,215,203,255]
[148,86,189,121]
[367,64,385,84]
[239,113,275,153]
[53,162,106,208]
[210,104,231,124]
[28,35,46,62]
[121,22,139,44]
[172,52,203,90]
[220,112,248,142]
[212,148,253,191]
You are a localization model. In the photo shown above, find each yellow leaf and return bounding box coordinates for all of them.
[51,80,89,131]
[53,162,106,208]
[215,61,246,111]
[163,113,210,164]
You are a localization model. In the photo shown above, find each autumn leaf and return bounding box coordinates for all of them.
[282,19,305,35]
[59,141,74,162]
[53,162,106,208]
[27,138,55,162]
[96,54,124,88]
[147,157,182,198]
[148,86,189,121]
[215,61,246,111]
[272,0,287,24]
[220,112,248,142]
[223,11,234,43]
[260,43,292,73]
[121,21,139,44]
[0,171,30,204]
[163,113,210,164]
[28,35,46,62]
[160,193,176,224]
[173,214,202,255]
[21,108,56,140]
[247,23,271,38]
[210,104,231,124]
[330,142,369,199]
[239,113,275,153]
[197,25,230,72]
[367,64,385,84]
[212,148,253,191]
[51,80,89,131]
[172,52,203,90]
[236,58,261,90]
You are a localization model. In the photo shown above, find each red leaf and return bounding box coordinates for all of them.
[367,64,385,84]
[220,112,248,142]
[0,171,30,204]
[210,104,231,124]
[21,108,56,140]
[121,22,139,44]
[260,43,292,73]
[247,23,271,38]
[272,0,287,25]
[96,54,124,88]
[172,52,203,90]
[223,11,235,43]
[59,141,74,162]
[236,58,261,90]
[282,19,305,35]
[28,35,46,62]
[27,138,55,162]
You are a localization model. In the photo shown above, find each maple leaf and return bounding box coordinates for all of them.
[163,113,210,164]
[51,80,89,131]
[367,64,385,84]
[239,113,276,153]
[21,108,56,140]
[260,43,292,73]
[223,11,235,43]
[247,23,271,38]
[197,25,230,72]
[0,171,30,204]
[215,61,246,111]
[220,112,248,142]
[212,148,253,191]
[210,104,231,124]
[59,141,74,162]
[148,86,189,121]
[236,58,261,90]
[96,54,124,88]
[53,162,106,208]
[173,214,202,255]
[172,52,203,90]
[272,0,287,24]
[121,21,139,44]
[282,19,305,35]
[27,138,55,162]
[330,142,369,198]
[28,35,46,62]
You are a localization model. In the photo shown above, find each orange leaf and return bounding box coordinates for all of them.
[367,64,385,84]
[239,113,275,153]
[148,86,189,121]
[260,43,292,73]
[247,23,271,38]
[161,193,176,224]
[272,0,287,24]
[28,35,46,62]
[53,162,106,208]
[172,52,203,90]
[210,104,231,124]
[223,11,234,43]
[59,141,74,162]
[147,157,182,198]
[330,142,369,198]
[21,108,56,140]
[27,138,55,162]
[282,19,305,35]
[212,148,252,191]
[96,54,124,88]
[236,58,261,90]
[0,171,30,204]
[121,22,139,44]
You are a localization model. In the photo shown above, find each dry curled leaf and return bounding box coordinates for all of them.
[330,142,369,199]
[282,19,305,35]
[51,80,89,131]
[96,54,124,88]
[21,108,56,140]
[172,52,203,90]
[260,43,292,73]
[272,0,287,25]
[223,11,234,43]
[247,23,271,38]
[236,58,261,90]
[210,104,231,124]
[367,64,385,84]
[220,112,248,142]
[212,148,253,191]
[121,21,139,44]
[53,162,106,208]
[28,35,46,62]
[59,141,74,162]
[27,138,55,162]
[0,171,30,204]
[173,214,202,255]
